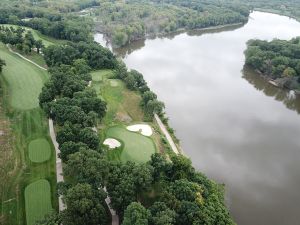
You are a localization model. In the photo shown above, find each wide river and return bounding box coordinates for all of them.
[95,11,300,225]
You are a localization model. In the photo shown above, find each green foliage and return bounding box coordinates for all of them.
[62,183,108,225]
[122,202,150,225]
[149,202,176,225]
[92,0,249,47]
[245,37,300,89]
[64,149,109,188]
[36,211,61,225]
[43,42,117,69]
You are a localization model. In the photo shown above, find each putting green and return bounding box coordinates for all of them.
[0,43,48,109]
[25,179,52,225]
[28,138,51,163]
[106,126,156,163]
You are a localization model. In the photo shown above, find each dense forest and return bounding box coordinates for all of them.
[241,0,300,21]
[88,0,250,47]
[245,37,300,90]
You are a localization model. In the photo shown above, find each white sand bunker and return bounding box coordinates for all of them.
[127,124,153,136]
[103,138,121,149]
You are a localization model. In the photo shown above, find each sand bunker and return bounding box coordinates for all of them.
[103,138,121,149]
[127,124,153,136]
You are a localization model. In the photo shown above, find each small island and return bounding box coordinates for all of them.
[244,37,300,92]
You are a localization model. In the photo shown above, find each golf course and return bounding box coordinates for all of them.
[106,126,156,163]
[0,42,56,224]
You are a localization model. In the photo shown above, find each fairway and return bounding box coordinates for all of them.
[106,126,156,163]
[28,138,51,163]
[24,179,52,225]
[0,43,48,109]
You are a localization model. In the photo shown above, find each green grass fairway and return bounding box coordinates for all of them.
[24,179,52,225]
[28,138,51,163]
[0,43,48,109]
[106,126,156,163]
[92,70,144,124]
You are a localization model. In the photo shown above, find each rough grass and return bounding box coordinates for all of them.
[91,69,144,126]
[28,138,51,163]
[106,126,156,163]
[0,43,48,110]
[24,179,52,225]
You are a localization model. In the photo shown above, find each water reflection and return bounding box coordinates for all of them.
[95,11,300,225]
[243,66,300,114]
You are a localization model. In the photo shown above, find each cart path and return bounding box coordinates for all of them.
[154,114,179,154]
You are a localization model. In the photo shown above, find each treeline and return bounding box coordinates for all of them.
[245,37,300,90]
[43,41,116,69]
[0,26,44,54]
[91,0,249,47]
[0,5,93,42]
[115,62,165,120]
[241,0,300,21]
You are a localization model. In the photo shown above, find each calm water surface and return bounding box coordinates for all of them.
[95,11,300,225]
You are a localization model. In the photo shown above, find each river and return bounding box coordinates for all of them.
[95,11,300,225]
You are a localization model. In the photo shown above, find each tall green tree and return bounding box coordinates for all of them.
[122,202,150,225]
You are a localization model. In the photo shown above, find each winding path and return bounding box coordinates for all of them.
[154,114,179,155]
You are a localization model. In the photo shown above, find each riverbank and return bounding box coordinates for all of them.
[95,22,246,48]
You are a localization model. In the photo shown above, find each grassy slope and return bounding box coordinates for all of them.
[0,43,48,109]
[0,44,57,225]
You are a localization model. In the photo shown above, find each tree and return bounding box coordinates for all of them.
[149,202,176,225]
[62,183,108,225]
[36,211,61,225]
[142,91,157,106]
[35,40,44,54]
[122,202,150,225]
[283,67,296,77]
[64,149,109,188]
[0,58,6,72]
[59,141,88,162]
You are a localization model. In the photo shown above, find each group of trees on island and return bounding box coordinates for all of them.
[245,37,300,89]
[0,26,44,54]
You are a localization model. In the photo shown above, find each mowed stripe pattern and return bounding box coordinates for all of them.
[28,138,51,163]
[24,179,52,225]
[0,43,48,109]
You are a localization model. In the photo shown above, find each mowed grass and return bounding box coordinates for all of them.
[0,43,48,110]
[106,126,156,163]
[24,179,52,225]
[28,138,51,163]
[91,70,144,125]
